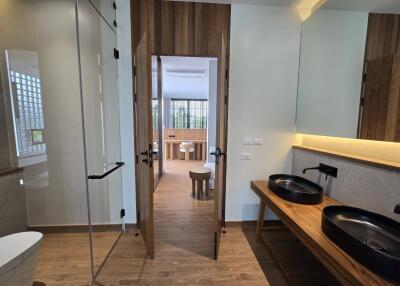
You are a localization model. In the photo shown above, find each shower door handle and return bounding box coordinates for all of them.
[88,162,125,180]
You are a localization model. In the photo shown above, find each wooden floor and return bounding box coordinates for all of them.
[95,160,269,285]
[34,231,121,285]
[34,160,340,286]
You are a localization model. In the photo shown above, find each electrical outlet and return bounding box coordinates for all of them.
[241,153,252,160]
[242,138,253,145]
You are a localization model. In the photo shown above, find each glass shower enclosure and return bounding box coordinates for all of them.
[0,0,124,284]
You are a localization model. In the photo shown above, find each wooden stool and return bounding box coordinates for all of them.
[189,167,211,199]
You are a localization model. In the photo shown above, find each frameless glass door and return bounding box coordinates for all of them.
[76,0,123,278]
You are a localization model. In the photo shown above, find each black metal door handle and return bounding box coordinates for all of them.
[140,144,153,168]
[210,147,225,157]
[210,147,225,163]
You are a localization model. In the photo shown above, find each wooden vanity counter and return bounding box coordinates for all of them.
[251,180,395,286]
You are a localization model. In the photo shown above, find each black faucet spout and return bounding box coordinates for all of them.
[302,167,322,174]
[395,204,400,214]
[301,163,338,179]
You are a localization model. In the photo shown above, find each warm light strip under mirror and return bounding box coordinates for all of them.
[295,134,400,165]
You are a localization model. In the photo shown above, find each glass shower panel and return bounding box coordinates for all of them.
[0,0,92,284]
[89,0,117,30]
[77,0,123,278]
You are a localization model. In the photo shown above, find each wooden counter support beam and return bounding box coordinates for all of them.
[251,180,394,286]
[256,201,266,241]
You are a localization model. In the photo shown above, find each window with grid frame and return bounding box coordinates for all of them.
[152,99,159,129]
[171,99,208,129]
[9,70,46,157]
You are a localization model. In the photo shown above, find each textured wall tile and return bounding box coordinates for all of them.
[292,149,400,221]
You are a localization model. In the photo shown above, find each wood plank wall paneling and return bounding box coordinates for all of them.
[360,14,400,142]
[133,0,231,58]
[365,14,400,61]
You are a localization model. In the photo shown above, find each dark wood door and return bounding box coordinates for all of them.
[213,32,228,260]
[134,32,155,259]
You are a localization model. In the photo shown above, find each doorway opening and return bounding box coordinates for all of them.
[151,56,218,258]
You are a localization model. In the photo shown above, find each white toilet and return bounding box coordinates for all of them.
[0,232,43,286]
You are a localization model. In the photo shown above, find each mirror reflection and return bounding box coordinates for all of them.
[296,7,400,143]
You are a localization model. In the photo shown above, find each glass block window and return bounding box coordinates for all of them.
[171,99,207,129]
[10,70,46,157]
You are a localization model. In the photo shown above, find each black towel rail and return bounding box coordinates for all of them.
[88,162,124,180]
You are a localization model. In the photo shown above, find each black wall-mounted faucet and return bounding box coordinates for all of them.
[394,204,400,214]
[302,163,338,180]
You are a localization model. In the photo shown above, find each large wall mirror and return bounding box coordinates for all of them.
[296,1,400,143]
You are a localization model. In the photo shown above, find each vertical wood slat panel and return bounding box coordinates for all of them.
[174,2,188,55]
[160,1,175,55]
[361,13,400,142]
[194,3,203,56]
[143,0,230,58]
[365,13,400,61]
[386,55,400,141]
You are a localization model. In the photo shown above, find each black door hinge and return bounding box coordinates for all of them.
[360,97,365,106]
[113,2,116,9]
[114,48,120,59]
[137,211,141,222]
[225,69,229,79]
[135,154,139,164]
[113,20,117,28]
[120,208,125,218]
[133,66,136,76]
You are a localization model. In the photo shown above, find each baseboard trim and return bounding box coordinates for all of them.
[28,223,137,233]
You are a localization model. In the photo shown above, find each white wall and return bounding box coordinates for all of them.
[116,0,136,224]
[161,56,210,100]
[226,4,301,221]
[160,56,215,130]
[296,9,368,138]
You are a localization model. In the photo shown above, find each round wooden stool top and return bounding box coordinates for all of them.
[189,167,211,180]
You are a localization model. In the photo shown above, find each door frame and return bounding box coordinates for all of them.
[131,1,231,260]
[133,51,230,259]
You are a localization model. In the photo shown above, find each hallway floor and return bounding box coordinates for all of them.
[95,160,269,285]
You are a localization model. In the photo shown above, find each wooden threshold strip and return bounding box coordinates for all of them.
[293,145,400,172]
[251,180,395,286]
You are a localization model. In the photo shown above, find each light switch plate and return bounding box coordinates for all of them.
[253,138,264,145]
[242,138,253,145]
[241,153,252,160]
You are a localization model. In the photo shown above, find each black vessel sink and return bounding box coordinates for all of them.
[322,206,400,282]
[268,174,323,205]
